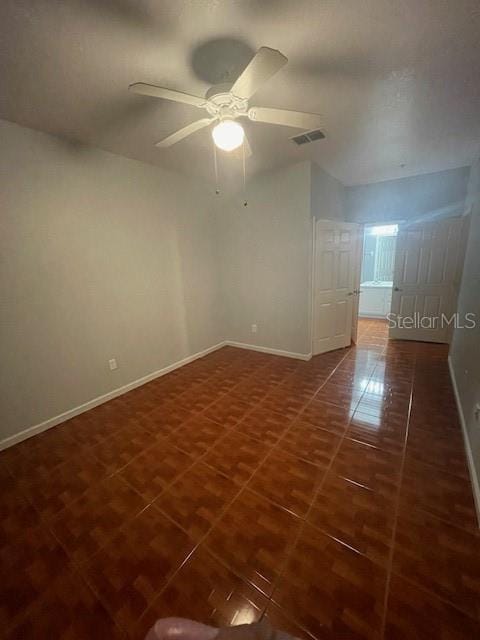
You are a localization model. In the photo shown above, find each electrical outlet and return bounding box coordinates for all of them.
[108,358,118,371]
[251,323,258,333]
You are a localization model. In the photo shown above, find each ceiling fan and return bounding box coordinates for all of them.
[129,46,323,153]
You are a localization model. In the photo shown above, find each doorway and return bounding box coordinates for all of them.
[312,216,467,356]
[359,224,398,320]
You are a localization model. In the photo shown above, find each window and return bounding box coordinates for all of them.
[361,224,398,284]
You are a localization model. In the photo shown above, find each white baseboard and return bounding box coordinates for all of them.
[0,338,313,452]
[225,340,312,361]
[0,341,226,452]
[448,355,480,527]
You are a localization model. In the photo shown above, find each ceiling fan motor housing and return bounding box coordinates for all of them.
[205,84,248,121]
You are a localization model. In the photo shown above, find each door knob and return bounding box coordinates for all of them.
[393,287,403,292]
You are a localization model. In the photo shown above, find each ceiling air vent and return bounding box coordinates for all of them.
[291,129,325,146]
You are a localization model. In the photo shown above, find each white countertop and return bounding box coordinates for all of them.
[361,281,393,288]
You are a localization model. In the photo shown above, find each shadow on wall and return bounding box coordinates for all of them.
[345,166,471,224]
[450,157,480,510]
[172,203,224,356]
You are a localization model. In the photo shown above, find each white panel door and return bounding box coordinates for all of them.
[313,220,360,355]
[389,218,463,343]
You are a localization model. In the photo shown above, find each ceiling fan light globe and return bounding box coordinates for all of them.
[212,120,244,152]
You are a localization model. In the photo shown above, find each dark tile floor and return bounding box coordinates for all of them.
[1,319,479,639]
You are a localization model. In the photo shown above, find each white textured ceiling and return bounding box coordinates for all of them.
[1,0,479,186]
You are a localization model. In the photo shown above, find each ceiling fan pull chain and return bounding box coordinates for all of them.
[213,140,220,195]
[242,139,248,207]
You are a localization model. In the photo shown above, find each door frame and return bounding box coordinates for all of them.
[357,220,403,323]
[309,217,316,357]
[351,223,365,344]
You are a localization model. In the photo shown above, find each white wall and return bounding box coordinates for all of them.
[217,161,313,357]
[311,162,346,221]
[450,157,480,504]
[0,119,222,442]
[346,166,470,224]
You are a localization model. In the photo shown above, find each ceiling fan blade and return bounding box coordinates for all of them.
[129,83,206,108]
[155,118,215,148]
[231,47,287,100]
[248,106,323,130]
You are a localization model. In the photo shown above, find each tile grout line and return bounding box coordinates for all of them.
[36,356,274,637]
[378,344,480,630]
[48,358,282,571]
[257,344,371,622]
[4,352,283,637]
[63,357,275,500]
[244,336,394,626]
[386,568,480,620]
[379,343,416,640]
[262,334,415,635]
[136,420,280,634]
[76,354,305,636]
[132,349,354,634]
